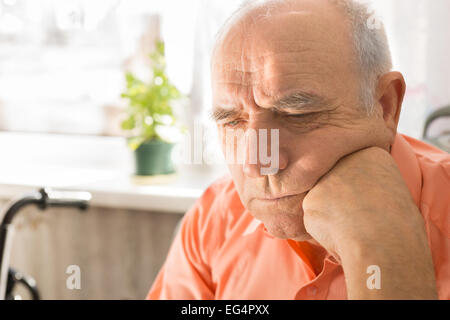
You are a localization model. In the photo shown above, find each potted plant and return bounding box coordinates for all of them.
[121,40,184,176]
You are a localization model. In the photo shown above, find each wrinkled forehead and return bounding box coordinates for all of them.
[212,0,354,68]
[211,7,356,108]
[212,12,346,80]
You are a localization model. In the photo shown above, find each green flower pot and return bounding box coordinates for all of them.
[133,140,176,176]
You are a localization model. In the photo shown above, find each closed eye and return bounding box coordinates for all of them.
[223,119,245,128]
[286,113,314,118]
[279,111,326,127]
[276,111,318,119]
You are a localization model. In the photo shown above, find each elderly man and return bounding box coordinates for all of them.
[148,0,449,300]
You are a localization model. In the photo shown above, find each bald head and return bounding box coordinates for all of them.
[212,0,392,111]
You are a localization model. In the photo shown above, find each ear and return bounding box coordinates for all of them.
[375,72,406,139]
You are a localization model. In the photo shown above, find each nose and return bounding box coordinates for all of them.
[243,128,288,178]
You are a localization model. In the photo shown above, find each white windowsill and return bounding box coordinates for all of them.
[0,132,228,213]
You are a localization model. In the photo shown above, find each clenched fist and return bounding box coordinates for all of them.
[302,147,437,299]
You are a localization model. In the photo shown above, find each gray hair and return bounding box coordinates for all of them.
[221,0,393,114]
[331,0,393,113]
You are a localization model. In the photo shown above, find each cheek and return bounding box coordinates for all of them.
[288,139,341,183]
[296,145,337,170]
[227,164,242,179]
[227,164,246,191]
[218,127,246,163]
[227,164,256,209]
[288,125,383,185]
[284,129,373,194]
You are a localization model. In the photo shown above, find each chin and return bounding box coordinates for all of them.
[265,225,312,241]
[246,193,311,240]
[263,214,311,241]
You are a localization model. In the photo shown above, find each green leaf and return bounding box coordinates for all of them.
[121,116,135,130]
[120,39,185,144]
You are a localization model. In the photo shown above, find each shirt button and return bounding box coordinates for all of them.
[307,286,318,296]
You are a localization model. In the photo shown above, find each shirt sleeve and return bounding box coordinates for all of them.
[146,196,216,300]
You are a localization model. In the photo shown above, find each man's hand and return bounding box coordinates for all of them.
[302,147,438,299]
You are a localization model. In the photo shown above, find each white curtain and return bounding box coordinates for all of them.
[163,0,242,126]
[372,0,450,139]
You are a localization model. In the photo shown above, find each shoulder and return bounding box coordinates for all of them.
[402,135,449,235]
[181,174,247,260]
[193,174,244,219]
[399,135,450,299]
[400,135,450,198]
[402,134,450,165]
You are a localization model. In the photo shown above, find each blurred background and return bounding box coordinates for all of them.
[0,0,448,299]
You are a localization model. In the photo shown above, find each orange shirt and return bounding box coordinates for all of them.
[147,134,450,300]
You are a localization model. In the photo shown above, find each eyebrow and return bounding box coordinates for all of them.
[272,92,329,113]
[211,91,329,122]
[210,106,242,122]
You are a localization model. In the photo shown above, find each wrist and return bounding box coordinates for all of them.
[338,236,438,300]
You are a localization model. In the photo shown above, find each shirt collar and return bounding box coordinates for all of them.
[391,134,423,208]
[242,217,261,236]
[242,215,274,238]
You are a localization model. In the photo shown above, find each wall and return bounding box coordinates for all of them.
[0,199,182,299]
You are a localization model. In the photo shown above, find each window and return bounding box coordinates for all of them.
[0,0,199,136]
[1,0,448,140]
